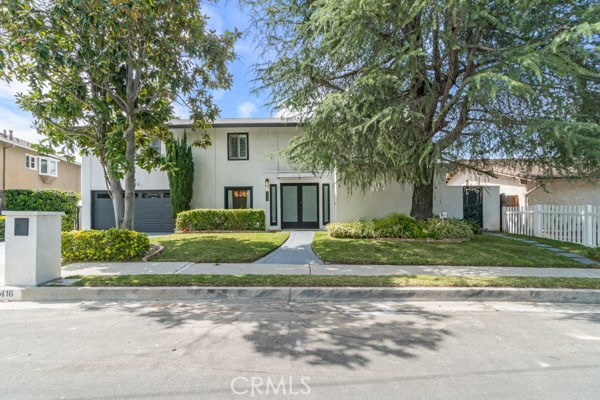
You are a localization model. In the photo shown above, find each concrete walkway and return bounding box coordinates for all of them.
[488,233,598,265]
[61,261,600,278]
[255,230,323,265]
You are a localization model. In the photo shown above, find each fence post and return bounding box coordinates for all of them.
[533,204,542,237]
[583,205,593,247]
[501,207,507,232]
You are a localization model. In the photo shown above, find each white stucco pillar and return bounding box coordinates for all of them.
[2,211,64,287]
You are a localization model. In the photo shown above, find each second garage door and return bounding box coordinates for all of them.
[92,190,175,233]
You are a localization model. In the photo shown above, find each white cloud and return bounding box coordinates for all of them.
[237,101,257,118]
[171,101,190,119]
[0,80,31,102]
[0,81,40,143]
[0,105,39,143]
[202,4,225,34]
[211,89,225,101]
[273,107,305,120]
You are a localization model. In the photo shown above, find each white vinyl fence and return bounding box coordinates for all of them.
[502,205,599,247]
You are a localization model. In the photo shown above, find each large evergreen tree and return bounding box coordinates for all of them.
[246,0,600,219]
[166,132,195,219]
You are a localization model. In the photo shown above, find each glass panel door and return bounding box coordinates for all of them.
[302,185,318,222]
[282,185,298,223]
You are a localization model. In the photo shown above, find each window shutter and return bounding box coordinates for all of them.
[239,136,247,159]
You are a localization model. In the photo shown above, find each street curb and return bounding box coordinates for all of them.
[2,286,600,304]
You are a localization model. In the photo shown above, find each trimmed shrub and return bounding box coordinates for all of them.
[4,189,79,231]
[176,209,266,231]
[423,218,474,240]
[62,229,149,262]
[327,221,376,239]
[328,213,473,240]
[0,216,4,241]
[462,219,483,235]
[372,213,425,238]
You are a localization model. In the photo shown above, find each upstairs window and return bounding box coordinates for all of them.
[228,133,248,160]
[25,154,36,170]
[39,157,58,177]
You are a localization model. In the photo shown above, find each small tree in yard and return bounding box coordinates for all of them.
[246,0,600,219]
[0,0,238,229]
[166,131,195,219]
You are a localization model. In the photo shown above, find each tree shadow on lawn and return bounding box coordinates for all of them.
[152,235,285,263]
[80,301,452,370]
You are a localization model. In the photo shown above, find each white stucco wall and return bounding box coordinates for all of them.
[447,169,527,207]
[527,179,600,205]
[335,176,501,231]
[81,124,335,230]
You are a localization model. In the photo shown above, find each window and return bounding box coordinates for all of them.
[270,184,278,226]
[228,133,249,160]
[25,154,36,170]
[225,187,253,209]
[150,138,162,154]
[39,157,58,177]
[322,184,330,224]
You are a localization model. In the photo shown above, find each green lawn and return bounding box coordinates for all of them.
[312,232,597,267]
[150,232,289,263]
[506,234,597,258]
[66,274,600,289]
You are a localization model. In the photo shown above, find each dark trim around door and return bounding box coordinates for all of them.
[280,183,319,229]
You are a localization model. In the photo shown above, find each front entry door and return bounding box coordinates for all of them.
[463,186,483,227]
[281,184,319,229]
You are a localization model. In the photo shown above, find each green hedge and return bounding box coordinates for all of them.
[327,213,474,240]
[4,189,79,231]
[176,209,266,231]
[0,216,4,241]
[62,229,149,262]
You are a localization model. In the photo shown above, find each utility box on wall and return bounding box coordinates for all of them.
[1,211,64,287]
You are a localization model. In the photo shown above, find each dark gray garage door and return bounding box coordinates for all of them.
[92,190,175,232]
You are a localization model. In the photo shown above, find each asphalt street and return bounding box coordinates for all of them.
[1,299,599,399]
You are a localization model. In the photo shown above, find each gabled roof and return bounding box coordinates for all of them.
[169,117,301,129]
[0,132,80,165]
[0,133,35,151]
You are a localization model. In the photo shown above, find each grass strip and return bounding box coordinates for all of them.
[65,274,600,289]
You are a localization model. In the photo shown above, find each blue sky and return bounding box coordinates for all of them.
[0,0,271,145]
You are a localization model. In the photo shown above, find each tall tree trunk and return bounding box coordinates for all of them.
[122,127,136,230]
[107,172,125,229]
[410,173,434,220]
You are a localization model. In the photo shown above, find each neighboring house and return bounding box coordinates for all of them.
[81,118,503,232]
[0,129,81,208]
[446,162,600,209]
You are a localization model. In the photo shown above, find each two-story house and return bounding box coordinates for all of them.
[1,129,81,209]
[81,118,513,232]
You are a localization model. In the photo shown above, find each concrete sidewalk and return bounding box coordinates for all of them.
[61,261,600,279]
